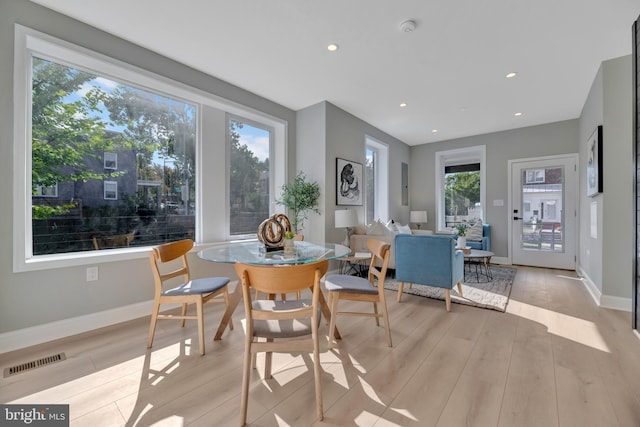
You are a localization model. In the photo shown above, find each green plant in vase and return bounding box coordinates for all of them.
[277,172,321,234]
[455,223,468,249]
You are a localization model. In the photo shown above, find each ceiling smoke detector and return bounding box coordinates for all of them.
[400,20,417,33]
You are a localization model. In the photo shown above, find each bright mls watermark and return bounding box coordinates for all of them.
[1,405,69,426]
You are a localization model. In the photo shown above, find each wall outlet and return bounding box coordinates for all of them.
[86,266,99,282]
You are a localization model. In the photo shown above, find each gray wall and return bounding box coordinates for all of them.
[296,101,410,245]
[0,1,296,336]
[409,120,579,258]
[325,102,411,239]
[579,55,633,303]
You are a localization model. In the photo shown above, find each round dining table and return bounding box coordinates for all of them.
[198,241,351,340]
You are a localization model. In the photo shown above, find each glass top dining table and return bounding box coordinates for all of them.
[197,240,351,341]
[197,241,351,265]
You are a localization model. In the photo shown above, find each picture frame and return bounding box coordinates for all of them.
[336,157,363,206]
[586,125,603,197]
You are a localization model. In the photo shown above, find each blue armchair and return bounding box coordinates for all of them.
[394,234,464,312]
[464,224,491,251]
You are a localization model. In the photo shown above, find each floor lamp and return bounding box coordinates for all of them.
[335,209,358,247]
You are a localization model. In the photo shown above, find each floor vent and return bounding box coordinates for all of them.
[3,353,67,378]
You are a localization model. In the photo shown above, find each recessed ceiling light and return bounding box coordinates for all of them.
[506,72,517,78]
[327,43,339,52]
[514,112,523,116]
[399,102,407,107]
[432,129,438,133]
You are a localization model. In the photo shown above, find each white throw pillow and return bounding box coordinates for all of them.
[366,220,387,236]
[396,223,412,234]
[467,221,484,241]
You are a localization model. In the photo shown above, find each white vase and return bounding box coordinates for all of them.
[457,236,467,248]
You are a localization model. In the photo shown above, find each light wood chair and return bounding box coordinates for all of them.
[92,231,135,250]
[147,239,233,356]
[255,233,305,301]
[235,259,328,426]
[324,238,392,348]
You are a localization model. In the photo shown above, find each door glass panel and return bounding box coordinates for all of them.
[521,166,564,252]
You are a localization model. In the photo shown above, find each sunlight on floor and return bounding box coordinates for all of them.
[357,375,385,406]
[354,410,387,426]
[507,299,610,352]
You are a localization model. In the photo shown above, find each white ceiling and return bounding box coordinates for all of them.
[32,0,640,146]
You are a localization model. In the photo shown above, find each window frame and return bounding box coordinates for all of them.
[13,25,287,272]
[103,181,118,200]
[365,135,389,223]
[33,183,58,197]
[226,114,275,240]
[435,145,486,233]
[103,152,118,170]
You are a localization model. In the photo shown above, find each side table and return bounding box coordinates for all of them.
[463,249,494,282]
[340,252,372,277]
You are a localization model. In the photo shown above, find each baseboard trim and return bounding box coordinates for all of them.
[490,256,509,265]
[0,300,155,354]
[576,266,631,312]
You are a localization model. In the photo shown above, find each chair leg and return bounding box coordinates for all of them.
[264,338,274,379]
[240,336,253,426]
[180,303,188,327]
[457,281,463,297]
[196,299,205,355]
[373,302,380,326]
[223,288,234,331]
[445,289,451,312]
[147,302,160,349]
[397,282,404,302]
[380,295,392,347]
[327,292,340,349]
[312,324,323,421]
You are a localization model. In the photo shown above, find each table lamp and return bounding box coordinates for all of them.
[410,210,428,229]
[335,209,358,247]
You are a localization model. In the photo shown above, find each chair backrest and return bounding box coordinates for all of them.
[366,238,391,285]
[394,234,461,287]
[235,260,328,297]
[148,239,193,292]
[93,231,135,250]
[235,260,329,324]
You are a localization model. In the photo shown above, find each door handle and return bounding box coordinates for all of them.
[513,216,523,220]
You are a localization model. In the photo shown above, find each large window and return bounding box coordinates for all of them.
[228,117,272,236]
[29,56,196,256]
[14,26,286,271]
[435,146,486,232]
[365,136,389,224]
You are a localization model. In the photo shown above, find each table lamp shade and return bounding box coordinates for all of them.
[335,209,358,228]
[410,210,428,224]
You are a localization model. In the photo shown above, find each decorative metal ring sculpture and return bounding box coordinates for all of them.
[257,214,292,247]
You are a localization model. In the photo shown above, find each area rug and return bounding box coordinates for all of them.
[384,266,517,312]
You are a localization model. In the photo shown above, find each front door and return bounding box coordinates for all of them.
[510,155,577,269]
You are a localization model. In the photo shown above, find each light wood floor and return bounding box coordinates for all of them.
[2,266,640,426]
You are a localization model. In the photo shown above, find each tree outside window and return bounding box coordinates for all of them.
[31,56,196,254]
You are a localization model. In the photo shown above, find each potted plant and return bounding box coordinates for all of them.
[455,223,469,249]
[277,172,321,234]
[283,231,295,255]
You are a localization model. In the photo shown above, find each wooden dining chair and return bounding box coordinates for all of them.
[147,239,233,356]
[235,259,328,426]
[324,238,392,348]
[255,233,305,301]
